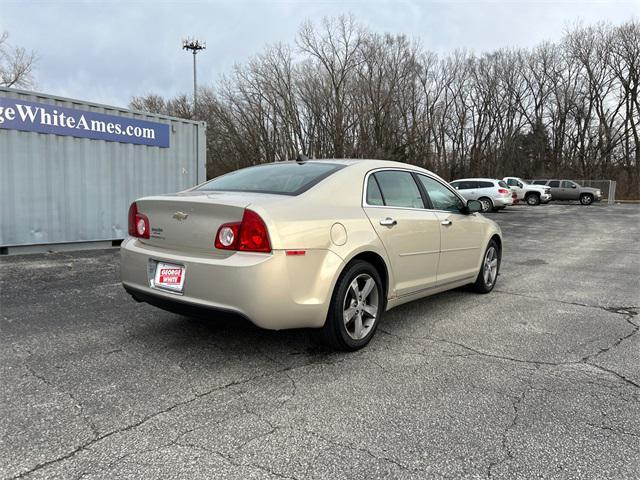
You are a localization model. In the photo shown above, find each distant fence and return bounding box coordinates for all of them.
[575,180,617,204]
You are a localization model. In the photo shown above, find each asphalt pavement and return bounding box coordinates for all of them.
[1,203,639,479]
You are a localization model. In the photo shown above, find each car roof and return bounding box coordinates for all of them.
[263,158,444,176]
[451,178,500,182]
[269,158,414,167]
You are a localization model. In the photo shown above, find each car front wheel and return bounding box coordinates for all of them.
[525,193,540,206]
[472,240,501,293]
[319,260,384,351]
[580,194,593,205]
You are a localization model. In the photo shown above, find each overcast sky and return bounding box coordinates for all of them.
[1,0,638,107]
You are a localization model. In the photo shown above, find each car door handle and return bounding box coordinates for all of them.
[380,218,397,227]
[441,219,452,226]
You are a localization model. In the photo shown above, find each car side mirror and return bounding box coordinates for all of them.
[465,200,482,213]
[571,185,577,188]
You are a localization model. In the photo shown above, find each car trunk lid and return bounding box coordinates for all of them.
[135,191,282,254]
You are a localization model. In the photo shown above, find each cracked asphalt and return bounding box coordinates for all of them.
[1,203,639,479]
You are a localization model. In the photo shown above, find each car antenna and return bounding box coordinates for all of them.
[296,153,308,164]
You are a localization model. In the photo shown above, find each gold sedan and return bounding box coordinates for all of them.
[121,159,502,350]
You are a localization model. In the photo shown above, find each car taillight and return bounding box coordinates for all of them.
[498,188,510,195]
[128,202,150,239]
[215,209,271,253]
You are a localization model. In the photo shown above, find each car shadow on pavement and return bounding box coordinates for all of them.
[123,304,338,369]
[121,285,480,368]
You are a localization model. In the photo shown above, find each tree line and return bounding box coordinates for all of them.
[130,16,639,198]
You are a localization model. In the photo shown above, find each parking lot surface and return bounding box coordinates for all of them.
[2,203,639,479]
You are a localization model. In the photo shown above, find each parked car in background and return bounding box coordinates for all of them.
[450,178,513,212]
[121,159,503,351]
[531,179,602,205]
[503,177,552,205]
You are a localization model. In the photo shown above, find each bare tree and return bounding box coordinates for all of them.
[297,14,363,157]
[0,32,36,88]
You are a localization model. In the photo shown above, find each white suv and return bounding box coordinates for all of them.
[450,178,514,212]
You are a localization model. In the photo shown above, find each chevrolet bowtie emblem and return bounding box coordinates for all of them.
[172,211,189,221]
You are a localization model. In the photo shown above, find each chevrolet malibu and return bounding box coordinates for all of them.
[121,159,503,350]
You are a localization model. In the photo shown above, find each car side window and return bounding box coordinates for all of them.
[477,181,493,188]
[366,176,385,206]
[561,180,574,188]
[549,180,560,187]
[506,179,518,187]
[372,171,424,209]
[417,175,464,212]
[452,181,473,190]
[532,180,547,185]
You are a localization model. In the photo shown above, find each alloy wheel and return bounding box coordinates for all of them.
[343,273,379,340]
[483,247,499,287]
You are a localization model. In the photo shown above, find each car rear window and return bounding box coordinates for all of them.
[498,180,509,188]
[196,162,345,195]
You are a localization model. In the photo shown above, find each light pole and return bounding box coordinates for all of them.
[182,38,206,114]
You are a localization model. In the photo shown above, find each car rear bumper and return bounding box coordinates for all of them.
[120,237,344,330]
[493,196,514,207]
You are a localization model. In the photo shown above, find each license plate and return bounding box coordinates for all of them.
[153,262,185,293]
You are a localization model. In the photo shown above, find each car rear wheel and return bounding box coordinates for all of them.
[580,193,593,205]
[525,193,540,206]
[472,240,500,293]
[478,197,493,213]
[319,260,384,351]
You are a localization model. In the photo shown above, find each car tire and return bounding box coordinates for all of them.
[472,239,501,294]
[580,193,593,205]
[318,260,384,351]
[525,193,540,206]
[478,197,493,213]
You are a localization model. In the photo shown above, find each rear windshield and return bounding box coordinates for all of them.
[498,180,509,188]
[196,162,345,196]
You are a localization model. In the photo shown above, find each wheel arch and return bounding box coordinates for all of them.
[489,233,502,254]
[347,251,390,304]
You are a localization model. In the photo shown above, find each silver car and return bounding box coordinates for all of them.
[531,179,602,205]
[450,178,514,212]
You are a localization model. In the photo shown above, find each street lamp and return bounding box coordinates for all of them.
[182,38,206,113]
